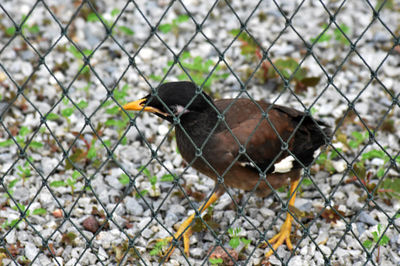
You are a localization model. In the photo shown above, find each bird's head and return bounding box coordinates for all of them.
[122,81,214,122]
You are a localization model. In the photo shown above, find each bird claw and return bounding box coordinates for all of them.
[265,215,294,258]
[160,215,194,261]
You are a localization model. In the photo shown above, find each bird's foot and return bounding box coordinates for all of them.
[265,214,294,258]
[159,214,194,261]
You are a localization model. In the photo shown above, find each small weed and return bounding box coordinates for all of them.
[310,23,350,45]
[158,14,189,36]
[5,15,40,37]
[118,173,130,185]
[209,257,224,266]
[68,45,92,79]
[363,223,390,263]
[104,84,131,145]
[2,203,47,229]
[149,239,169,257]
[227,227,251,250]
[16,161,31,182]
[149,51,229,94]
[87,9,134,36]
[0,126,43,150]
[230,29,320,92]
[49,170,82,196]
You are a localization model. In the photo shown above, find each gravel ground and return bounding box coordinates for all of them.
[0,0,399,265]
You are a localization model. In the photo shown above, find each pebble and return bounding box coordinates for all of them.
[25,242,39,261]
[358,211,377,226]
[125,196,144,216]
[0,1,399,265]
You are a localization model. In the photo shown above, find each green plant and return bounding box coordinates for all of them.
[363,223,390,263]
[5,15,40,37]
[375,0,394,10]
[150,51,229,94]
[103,84,131,146]
[158,14,189,35]
[0,126,43,150]
[16,161,31,182]
[149,239,169,256]
[87,8,134,36]
[227,227,251,250]
[49,170,82,196]
[229,29,320,92]
[209,257,224,266]
[315,146,342,174]
[68,45,92,78]
[310,23,350,45]
[2,203,47,229]
[118,173,130,185]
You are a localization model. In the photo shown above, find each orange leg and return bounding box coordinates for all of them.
[162,192,220,260]
[265,179,300,258]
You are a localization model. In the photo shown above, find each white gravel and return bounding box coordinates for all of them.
[0,0,399,265]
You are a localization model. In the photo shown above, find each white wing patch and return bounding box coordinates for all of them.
[273,156,295,173]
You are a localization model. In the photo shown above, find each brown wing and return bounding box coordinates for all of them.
[213,98,330,173]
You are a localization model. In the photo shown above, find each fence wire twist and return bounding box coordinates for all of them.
[0,0,399,265]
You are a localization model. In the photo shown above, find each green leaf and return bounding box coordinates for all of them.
[66,178,76,186]
[159,23,172,33]
[160,174,174,182]
[380,234,390,246]
[6,26,16,36]
[377,223,382,234]
[119,174,130,185]
[68,45,82,59]
[363,239,373,249]
[135,189,148,198]
[77,100,88,109]
[47,113,60,120]
[149,74,162,81]
[229,237,240,249]
[29,25,40,34]
[32,208,47,215]
[103,139,111,148]
[302,178,313,186]
[111,8,120,17]
[372,231,379,242]
[72,170,81,179]
[377,168,385,178]
[175,14,189,23]
[8,178,19,189]
[50,180,66,187]
[209,257,223,265]
[149,176,157,186]
[118,26,134,35]
[362,150,386,160]
[87,145,97,159]
[61,107,74,117]
[29,141,43,149]
[0,139,13,147]
[139,166,151,178]
[82,49,92,57]
[19,126,30,137]
[240,237,251,245]
[106,106,120,115]
[87,13,100,22]
[316,152,327,164]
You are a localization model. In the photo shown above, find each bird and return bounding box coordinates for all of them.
[122,81,330,261]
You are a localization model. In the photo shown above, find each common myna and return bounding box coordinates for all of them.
[122,81,330,260]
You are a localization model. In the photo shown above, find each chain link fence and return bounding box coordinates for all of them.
[0,0,399,265]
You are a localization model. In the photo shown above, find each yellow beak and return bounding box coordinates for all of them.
[122,98,168,115]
